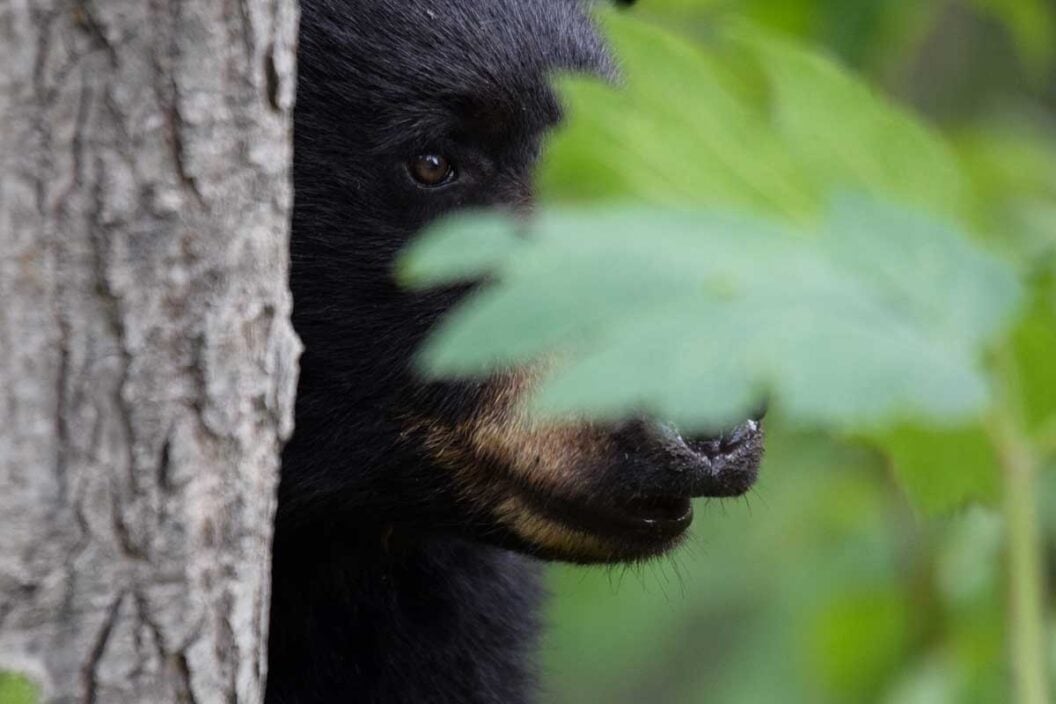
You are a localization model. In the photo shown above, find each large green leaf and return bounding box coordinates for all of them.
[540,13,966,221]
[401,195,1021,431]
[734,26,965,218]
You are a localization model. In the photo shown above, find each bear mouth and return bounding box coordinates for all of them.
[507,419,763,560]
[515,484,695,546]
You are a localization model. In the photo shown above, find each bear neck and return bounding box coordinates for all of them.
[266,518,544,704]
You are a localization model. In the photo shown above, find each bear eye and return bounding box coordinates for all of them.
[408,154,455,187]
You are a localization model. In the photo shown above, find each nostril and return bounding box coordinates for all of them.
[687,419,760,459]
[614,415,762,461]
[719,419,757,452]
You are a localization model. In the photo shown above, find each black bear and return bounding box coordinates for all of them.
[266,1,764,702]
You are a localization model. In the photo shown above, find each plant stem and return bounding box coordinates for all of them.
[992,410,1050,704]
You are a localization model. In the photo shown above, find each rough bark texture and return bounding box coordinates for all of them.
[0,0,300,701]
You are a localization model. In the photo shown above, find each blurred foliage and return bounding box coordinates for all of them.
[967,0,1056,74]
[403,197,1020,430]
[539,15,967,218]
[402,0,1056,702]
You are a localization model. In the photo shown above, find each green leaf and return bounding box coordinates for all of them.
[402,196,1022,431]
[730,25,966,219]
[1011,278,1056,436]
[0,673,37,704]
[820,195,1018,350]
[876,425,1000,514]
[395,211,526,287]
[540,13,967,223]
[542,33,814,219]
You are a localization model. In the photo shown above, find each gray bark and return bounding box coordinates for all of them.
[0,0,300,701]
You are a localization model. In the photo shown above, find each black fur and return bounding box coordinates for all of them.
[267,2,611,702]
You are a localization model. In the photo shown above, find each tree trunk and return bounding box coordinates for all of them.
[0,0,300,701]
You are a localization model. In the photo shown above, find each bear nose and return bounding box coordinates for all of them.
[720,420,758,451]
[616,403,765,456]
[610,414,763,499]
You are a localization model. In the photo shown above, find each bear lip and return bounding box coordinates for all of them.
[514,482,695,544]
